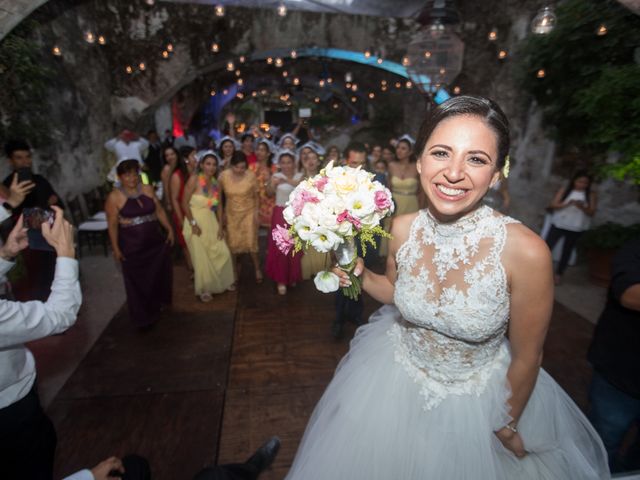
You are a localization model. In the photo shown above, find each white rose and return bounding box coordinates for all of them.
[313,270,340,293]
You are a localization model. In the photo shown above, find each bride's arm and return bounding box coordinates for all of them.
[341,213,415,305]
[497,224,554,456]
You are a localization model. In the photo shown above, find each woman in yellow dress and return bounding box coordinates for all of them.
[379,135,423,257]
[218,152,263,283]
[298,142,331,279]
[249,138,277,228]
[181,151,235,302]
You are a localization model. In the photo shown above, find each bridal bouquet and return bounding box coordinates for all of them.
[272,161,394,300]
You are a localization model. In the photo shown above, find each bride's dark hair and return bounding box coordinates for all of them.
[414,95,510,170]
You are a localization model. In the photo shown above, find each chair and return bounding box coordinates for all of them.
[67,195,109,257]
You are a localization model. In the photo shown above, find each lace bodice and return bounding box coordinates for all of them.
[391,205,520,410]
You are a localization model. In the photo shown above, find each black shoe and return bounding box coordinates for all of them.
[246,436,281,472]
[331,320,344,339]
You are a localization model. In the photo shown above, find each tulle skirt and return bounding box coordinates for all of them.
[286,305,610,480]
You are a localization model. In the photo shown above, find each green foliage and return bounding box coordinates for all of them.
[517,0,640,182]
[0,20,53,146]
[580,222,640,250]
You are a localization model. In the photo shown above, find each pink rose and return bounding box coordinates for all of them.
[374,190,392,211]
[337,210,362,230]
[272,224,294,255]
[292,190,320,216]
[314,176,329,192]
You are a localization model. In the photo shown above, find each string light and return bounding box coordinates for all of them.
[402,56,410,66]
[138,62,146,71]
[52,45,62,56]
[251,91,257,97]
[381,85,388,91]
[395,82,401,88]
[125,65,133,74]
[364,50,371,58]
[376,57,383,64]
[277,2,287,16]
[405,81,413,89]
[162,50,169,59]
[290,49,297,58]
[498,50,508,59]
[275,57,284,67]
[211,43,219,53]
[226,61,235,71]
[166,43,174,52]
[84,31,96,44]
[531,6,556,35]
[536,68,546,78]
[267,57,273,64]
[488,29,498,41]
[145,0,155,5]
[235,69,241,76]
[237,92,244,99]
[237,78,244,85]
[210,89,216,96]
[596,24,607,36]
[346,82,352,89]
[98,35,106,45]
[332,103,339,109]
[381,80,387,86]
[351,83,358,92]
[214,4,225,16]
[282,71,288,77]
[327,77,333,84]
[314,97,320,103]
[424,51,432,58]
[319,79,325,87]
[293,77,300,85]
[223,89,229,95]
[368,92,375,99]
[239,55,246,63]
[351,96,357,103]
[453,86,461,94]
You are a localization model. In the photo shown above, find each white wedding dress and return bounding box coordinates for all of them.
[286,205,609,479]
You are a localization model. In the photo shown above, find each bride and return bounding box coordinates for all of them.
[285,96,609,479]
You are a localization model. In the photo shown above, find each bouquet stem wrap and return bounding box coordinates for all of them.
[335,237,361,301]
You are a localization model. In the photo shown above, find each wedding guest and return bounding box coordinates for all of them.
[144,130,163,184]
[174,128,197,150]
[374,159,389,187]
[104,129,149,163]
[219,152,262,283]
[105,159,174,328]
[160,146,179,213]
[240,133,257,167]
[265,150,303,295]
[326,145,341,165]
[0,206,81,480]
[278,133,299,152]
[545,170,597,284]
[182,151,235,302]
[368,144,382,170]
[162,129,175,148]
[250,138,276,228]
[170,147,196,274]
[381,144,395,164]
[588,236,640,472]
[3,139,63,301]
[218,136,239,170]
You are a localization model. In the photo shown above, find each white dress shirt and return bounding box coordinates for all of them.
[0,230,82,408]
[63,469,93,480]
[104,137,149,162]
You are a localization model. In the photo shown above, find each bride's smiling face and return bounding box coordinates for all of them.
[418,114,500,222]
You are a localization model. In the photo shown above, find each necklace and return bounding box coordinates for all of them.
[198,173,219,210]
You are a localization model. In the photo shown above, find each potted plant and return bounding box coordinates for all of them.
[580,223,640,286]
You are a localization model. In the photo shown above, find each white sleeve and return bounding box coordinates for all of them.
[62,469,94,480]
[0,257,82,348]
[104,138,118,152]
[0,205,10,223]
[138,137,149,153]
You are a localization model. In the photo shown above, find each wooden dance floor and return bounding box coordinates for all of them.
[46,257,595,479]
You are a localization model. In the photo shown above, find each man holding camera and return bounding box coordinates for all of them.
[0,205,82,479]
[3,139,64,301]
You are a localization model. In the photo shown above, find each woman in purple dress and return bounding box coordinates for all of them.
[105,159,175,327]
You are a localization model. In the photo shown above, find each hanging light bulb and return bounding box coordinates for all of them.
[210,89,216,96]
[596,24,607,36]
[332,103,339,109]
[381,85,388,91]
[424,51,432,58]
[223,89,229,95]
[267,57,273,64]
[428,19,445,39]
[351,96,357,103]
[453,86,461,94]
[145,0,155,5]
[226,61,235,71]
[290,49,297,59]
[84,31,96,44]
[211,43,219,53]
[52,45,62,56]
[237,92,244,99]
[364,49,371,58]
[282,71,288,77]
[368,92,375,99]
[237,78,244,85]
[235,69,241,76]
[293,77,300,85]
[531,6,556,35]
[537,68,546,78]
[162,50,169,59]
[139,62,146,71]
[277,2,287,16]
[498,50,508,59]
[214,4,225,17]
[314,97,320,103]
[351,83,358,92]
[345,72,353,82]
[376,57,383,64]
[166,43,174,52]
[395,82,401,88]
[125,65,133,74]
[251,91,257,97]
[346,82,352,89]
[319,79,326,87]
[239,55,246,63]
[402,56,410,66]
[98,35,106,45]
[327,77,333,84]
[406,81,413,89]
[275,57,284,67]
[488,29,498,41]
[381,80,387,86]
